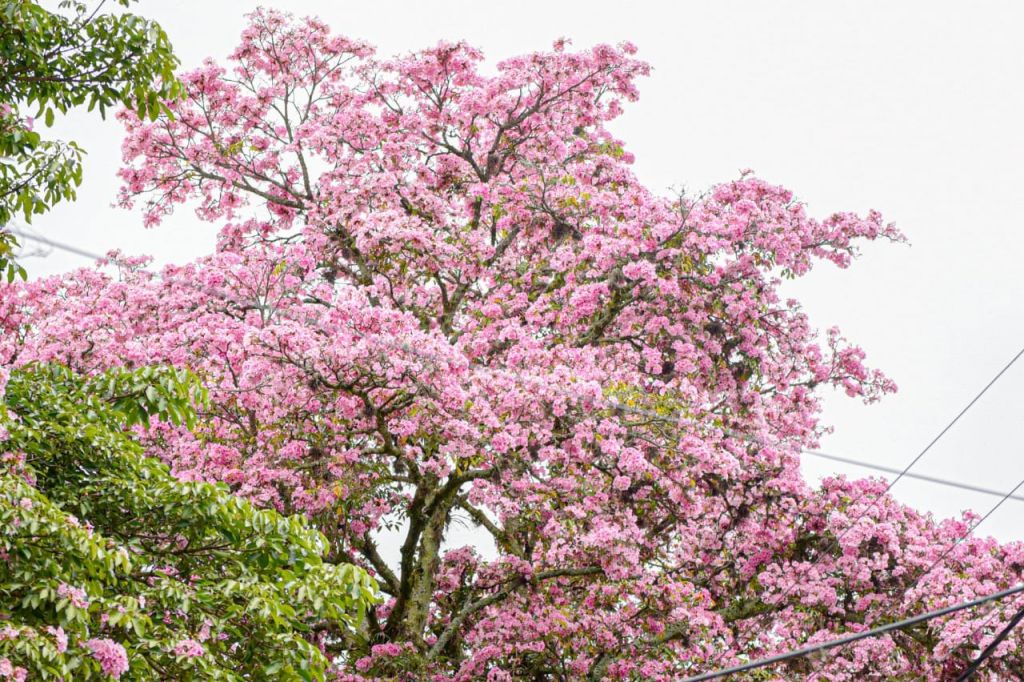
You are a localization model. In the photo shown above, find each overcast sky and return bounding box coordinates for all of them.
[17,0,1024,543]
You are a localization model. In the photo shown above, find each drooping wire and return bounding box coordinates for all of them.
[695,342,1024,675]
[8,229,110,261]
[678,583,1024,682]
[802,449,1024,503]
[786,343,1024,574]
[955,603,1024,681]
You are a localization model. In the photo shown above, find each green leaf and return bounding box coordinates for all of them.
[0,364,376,679]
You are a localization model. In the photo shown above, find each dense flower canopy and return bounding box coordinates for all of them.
[3,9,1023,680]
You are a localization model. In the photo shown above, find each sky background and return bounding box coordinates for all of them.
[16,0,1024,543]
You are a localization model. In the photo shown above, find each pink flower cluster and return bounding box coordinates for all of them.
[56,583,88,609]
[0,659,27,682]
[172,638,204,659]
[85,639,129,679]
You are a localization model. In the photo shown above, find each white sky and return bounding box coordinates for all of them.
[17,0,1024,542]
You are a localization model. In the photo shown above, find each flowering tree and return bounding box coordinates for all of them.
[4,9,1024,680]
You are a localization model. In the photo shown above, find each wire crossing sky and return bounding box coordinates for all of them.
[955,604,1024,681]
[680,583,1024,681]
[802,449,1024,503]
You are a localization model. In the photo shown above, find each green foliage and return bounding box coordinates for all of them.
[0,364,377,680]
[0,0,182,276]
[0,229,25,281]
[92,365,209,430]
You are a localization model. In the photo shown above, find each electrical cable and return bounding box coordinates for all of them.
[955,603,1024,681]
[792,343,1024,568]
[679,584,1024,682]
[8,229,109,261]
[696,342,1024,677]
[802,449,1024,503]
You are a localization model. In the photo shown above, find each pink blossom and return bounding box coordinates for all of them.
[56,583,88,609]
[85,639,129,679]
[173,638,204,658]
[45,626,67,653]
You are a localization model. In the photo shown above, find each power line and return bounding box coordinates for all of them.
[881,346,1024,493]
[802,449,1024,503]
[907,475,1024,587]
[814,343,1024,544]
[8,229,109,262]
[956,603,1024,681]
[679,583,1024,682]
[733,343,1024,665]
[786,473,1024,682]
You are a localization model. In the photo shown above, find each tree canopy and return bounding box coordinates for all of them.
[0,6,380,680]
[0,0,181,280]
[0,364,376,680]
[3,8,1023,681]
